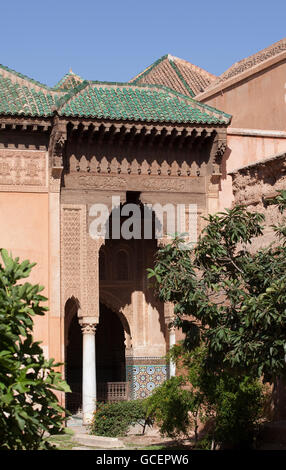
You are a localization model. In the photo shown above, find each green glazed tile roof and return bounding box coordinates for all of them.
[58,81,230,124]
[0,63,231,125]
[54,70,84,91]
[0,64,62,116]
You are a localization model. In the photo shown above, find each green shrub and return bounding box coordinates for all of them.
[212,375,265,449]
[0,249,71,450]
[146,345,266,449]
[145,376,195,439]
[89,399,148,437]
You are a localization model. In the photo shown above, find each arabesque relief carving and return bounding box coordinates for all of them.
[0,150,46,188]
[61,205,87,308]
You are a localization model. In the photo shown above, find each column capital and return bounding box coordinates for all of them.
[79,319,98,335]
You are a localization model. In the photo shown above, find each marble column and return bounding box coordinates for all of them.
[80,321,97,425]
[164,302,176,378]
[169,326,176,377]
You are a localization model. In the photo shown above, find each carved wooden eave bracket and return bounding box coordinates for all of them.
[48,114,67,192]
[0,115,52,152]
[0,115,52,132]
[62,116,227,152]
[204,128,228,200]
[211,129,227,172]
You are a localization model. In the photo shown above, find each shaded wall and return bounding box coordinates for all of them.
[199,58,286,131]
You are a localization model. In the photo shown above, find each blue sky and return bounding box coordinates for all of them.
[1,0,285,87]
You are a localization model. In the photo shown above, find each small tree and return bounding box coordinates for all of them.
[146,344,265,449]
[145,346,213,442]
[0,249,71,450]
[148,191,286,383]
[147,190,286,447]
[145,376,194,439]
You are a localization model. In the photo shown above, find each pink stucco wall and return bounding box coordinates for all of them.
[0,192,50,352]
[196,53,286,210]
[199,56,286,131]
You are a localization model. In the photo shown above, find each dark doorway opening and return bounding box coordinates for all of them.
[96,303,126,386]
[65,302,127,411]
[65,309,83,415]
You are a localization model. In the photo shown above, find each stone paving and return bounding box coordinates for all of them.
[65,415,286,450]
[65,416,179,451]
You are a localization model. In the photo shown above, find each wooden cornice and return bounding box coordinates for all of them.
[0,115,52,132]
[63,117,223,153]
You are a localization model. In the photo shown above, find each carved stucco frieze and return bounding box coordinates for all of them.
[61,204,103,322]
[0,149,47,190]
[65,173,205,194]
[67,146,196,179]
[61,204,87,312]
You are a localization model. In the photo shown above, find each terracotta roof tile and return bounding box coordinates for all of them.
[130,55,217,97]
[171,57,216,95]
[204,37,286,93]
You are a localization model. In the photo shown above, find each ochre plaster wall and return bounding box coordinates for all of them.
[0,192,50,355]
[200,59,286,131]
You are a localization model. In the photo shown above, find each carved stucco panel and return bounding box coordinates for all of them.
[0,149,47,190]
[65,173,205,194]
[86,236,105,321]
[61,204,87,313]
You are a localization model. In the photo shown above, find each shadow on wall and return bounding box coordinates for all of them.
[64,198,168,412]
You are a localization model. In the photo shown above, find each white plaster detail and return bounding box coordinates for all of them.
[81,322,97,425]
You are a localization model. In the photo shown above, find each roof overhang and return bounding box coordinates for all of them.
[196,50,286,102]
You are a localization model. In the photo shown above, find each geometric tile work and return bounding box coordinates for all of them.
[126,357,169,400]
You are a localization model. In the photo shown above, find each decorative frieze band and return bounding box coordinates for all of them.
[61,204,101,322]
[61,205,87,309]
[65,173,205,193]
[0,149,47,191]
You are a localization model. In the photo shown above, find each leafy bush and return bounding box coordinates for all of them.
[212,375,265,449]
[145,376,195,439]
[148,345,265,448]
[89,399,148,437]
[0,249,71,450]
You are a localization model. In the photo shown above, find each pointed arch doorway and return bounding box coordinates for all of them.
[96,302,126,387]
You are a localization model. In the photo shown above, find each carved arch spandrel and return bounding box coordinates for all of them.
[61,204,87,317]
